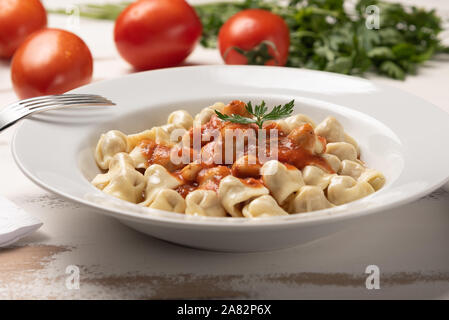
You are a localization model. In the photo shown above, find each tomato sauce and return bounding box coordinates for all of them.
[197,166,232,193]
[140,139,182,171]
[241,177,265,188]
[175,183,198,198]
[276,136,333,173]
[223,100,252,117]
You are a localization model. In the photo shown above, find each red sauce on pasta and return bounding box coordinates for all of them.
[277,136,332,173]
[140,101,334,198]
[241,177,265,188]
[223,100,252,118]
[175,183,198,198]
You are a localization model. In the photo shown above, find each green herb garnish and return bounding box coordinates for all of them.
[215,100,294,129]
[48,0,449,80]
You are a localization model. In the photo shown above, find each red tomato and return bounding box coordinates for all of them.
[11,29,93,99]
[114,0,202,70]
[0,0,47,59]
[218,9,290,66]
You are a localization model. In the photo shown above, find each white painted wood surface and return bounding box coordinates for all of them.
[0,0,448,299]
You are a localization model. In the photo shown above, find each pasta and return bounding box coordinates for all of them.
[274,113,316,133]
[261,160,304,205]
[287,123,325,154]
[339,159,365,179]
[95,130,128,170]
[242,195,288,218]
[167,110,194,130]
[128,144,148,169]
[315,116,360,155]
[148,189,186,213]
[359,169,385,191]
[288,186,334,213]
[218,175,269,217]
[92,153,145,203]
[321,153,341,172]
[141,164,182,207]
[185,190,226,217]
[193,102,225,127]
[340,160,386,191]
[127,124,185,153]
[327,176,375,205]
[325,142,358,161]
[302,165,336,190]
[92,100,385,218]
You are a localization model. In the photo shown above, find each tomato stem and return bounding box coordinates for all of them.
[225,40,279,66]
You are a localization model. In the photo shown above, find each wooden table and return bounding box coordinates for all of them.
[1,0,449,299]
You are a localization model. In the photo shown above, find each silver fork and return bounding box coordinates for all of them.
[0,94,115,132]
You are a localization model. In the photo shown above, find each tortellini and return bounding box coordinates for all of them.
[326,142,358,161]
[159,124,186,144]
[167,110,193,130]
[275,114,316,133]
[340,160,385,191]
[218,176,269,217]
[185,190,226,217]
[339,159,365,179]
[315,117,345,143]
[327,176,375,205]
[127,130,155,152]
[288,186,334,213]
[148,189,185,213]
[315,116,359,155]
[261,160,304,204]
[287,124,325,154]
[242,195,288,218]
[302,165,336,190]
[92,103,385,218]
[91,153,145,203]
[193,102,225,127]
[128,144,148,169]
[127,124,185,152]
[140,164,182,206]
[359,170,385,192]
[95,130,128,170]
[321,153,341,172]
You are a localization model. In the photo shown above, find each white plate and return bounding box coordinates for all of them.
[12,66,449,251]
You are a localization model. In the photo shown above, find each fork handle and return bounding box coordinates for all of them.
[0,112,23,132]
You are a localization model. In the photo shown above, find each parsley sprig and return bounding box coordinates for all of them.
[215,100,294,129]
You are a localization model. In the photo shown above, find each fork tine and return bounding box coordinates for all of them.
[23,95,110,105]
[0,94,115,132]
[18,94,105,105]
[3,100,114,121]
[28,99,115,111]
[28,100,115,115]
[26,97,114,110]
